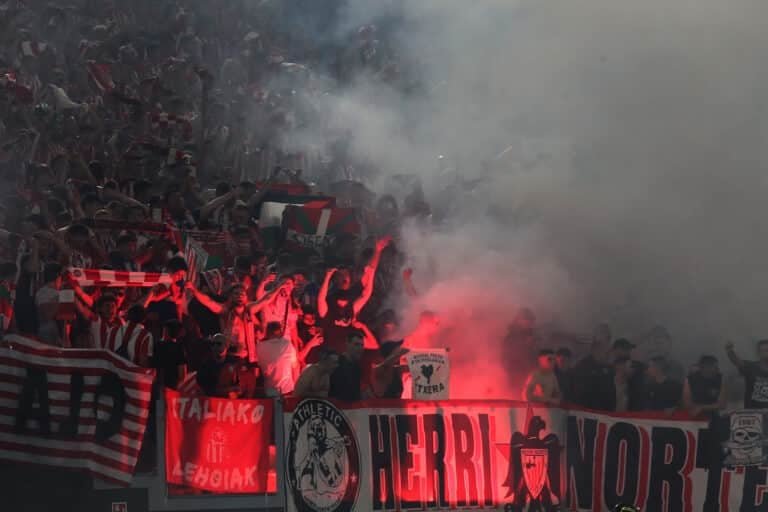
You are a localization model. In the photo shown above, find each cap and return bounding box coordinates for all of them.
[612,338,635,350]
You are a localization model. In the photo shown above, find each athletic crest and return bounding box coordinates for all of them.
[503,407,561,512]
[286,399,360,512]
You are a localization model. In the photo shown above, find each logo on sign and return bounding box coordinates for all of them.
[286,399,360,512]
[111,502,127,512]
[206,429,226,464]
[503,413,561,512]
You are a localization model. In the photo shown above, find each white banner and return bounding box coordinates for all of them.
[405,349,450,400]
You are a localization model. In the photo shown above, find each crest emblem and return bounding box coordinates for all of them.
[520,448,548,499]
[503,406,561,512]
[286,399,360,512]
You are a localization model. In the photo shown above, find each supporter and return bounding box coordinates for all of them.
[197,334,241,399]
[152,319,187,390]
[572,338,615,411]
[554,348,574,404]
[370,342,410,398]
[639,356,682,413]
[144,256,189,323]
[611,338,645,410]
[35,262,64,346]
[503,307,539,391]
[725,339,768,409]
[116,304,154,367]
[259,275,301,346]
[523,349,561,405]
[328,331,366,401]
[683,355,725,417]
[257,321,299,396]
[317,236,390,352]
[189,279,294,362]
[294,349,340,398]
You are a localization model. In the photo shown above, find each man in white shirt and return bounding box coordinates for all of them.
[257,321,299,396]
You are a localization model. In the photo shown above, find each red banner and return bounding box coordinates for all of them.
[164,389,274,494]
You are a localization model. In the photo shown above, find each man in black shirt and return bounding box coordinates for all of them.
[572,342,615,411]
[726,339,768,409]
[329,331,365,402]
[152,319,187,389]
[640,356,682,412]
[683,355,725,417]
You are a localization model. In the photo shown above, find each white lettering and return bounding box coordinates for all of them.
[184,462,197,482]
[231,467,243,490]
[193,465,209,487]
[245,466,257,486]
[210,469,222,488]
[189,399,202,421]
[175,397,188,419]
[223,402,236,424]
[236,403,251,423]
[251,405,264,424]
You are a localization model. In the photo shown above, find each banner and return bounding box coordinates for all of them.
[284,399,768,512]
[164,389,274,494]
[182,230,232,269]
[0,334,155,484]
[405,349,450,400]
[68,268,172,288]
[184,238,208,289]
[723,409,768,466]
[283,205,361,251]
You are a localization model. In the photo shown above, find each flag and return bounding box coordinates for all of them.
[165,389,274,493]
[184,238,208,288]
[182,230,230,269]
[257,193,334,251]
[405,349,450,400]
[0,334,155,484]
[68,268,173,288]
[282,205,361,251]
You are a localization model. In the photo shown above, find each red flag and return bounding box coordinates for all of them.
[165,389,274,493]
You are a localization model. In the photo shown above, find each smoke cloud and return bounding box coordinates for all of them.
[296,1,768,396]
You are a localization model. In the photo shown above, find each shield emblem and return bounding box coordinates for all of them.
[520,448,548,499]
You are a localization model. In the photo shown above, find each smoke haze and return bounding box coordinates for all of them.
[298,1,768,396]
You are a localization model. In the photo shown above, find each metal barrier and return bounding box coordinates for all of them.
[94,396,287,511]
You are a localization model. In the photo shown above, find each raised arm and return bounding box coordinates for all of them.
[200,189,236,222]
[74,294,97,322]
[317,268,336,319]
[352,319,379,350]
[185,282,225,314]
[354,237,390,315]
[725,341,745,371]
[67,275,94,308]
[247,280,290,316]
[297,333,324,365]
[255,273,276,301]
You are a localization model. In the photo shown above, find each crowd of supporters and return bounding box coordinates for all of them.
[2,0,767,414]
[520,316,768,416]
[0,0,434,408]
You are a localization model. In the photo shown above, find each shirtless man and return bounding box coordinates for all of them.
[523,349,561,405]
[293,349,340,398]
